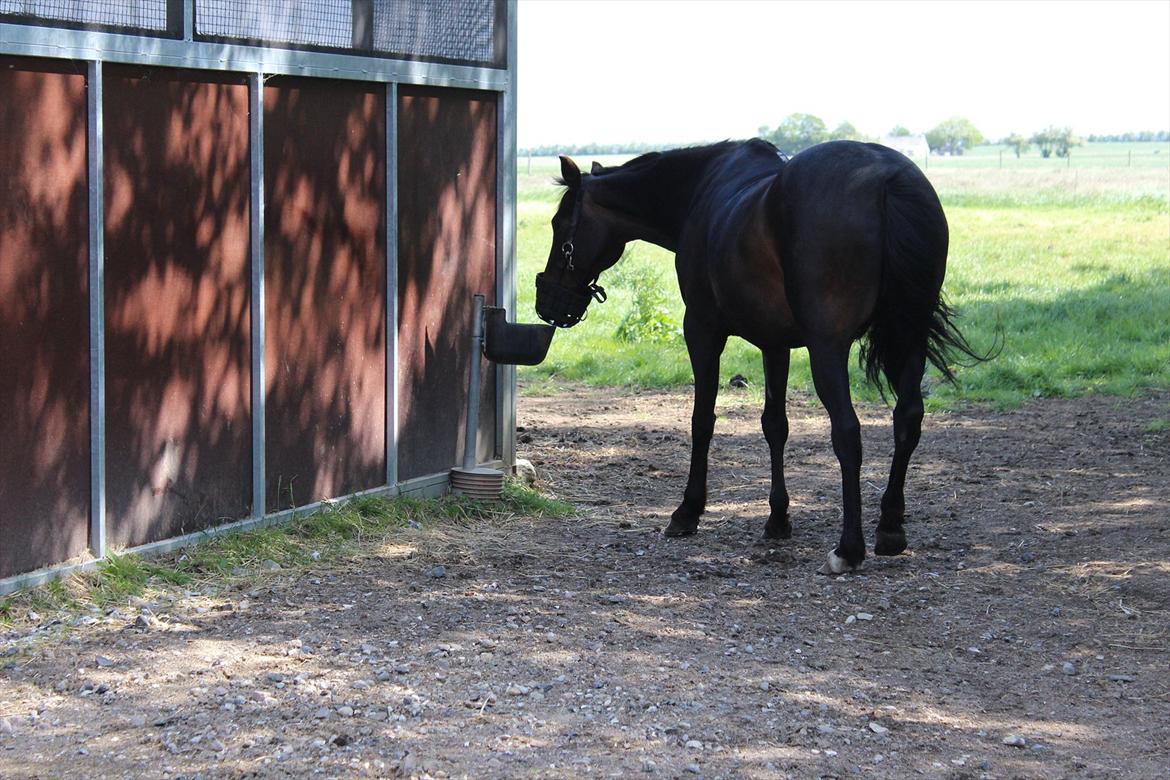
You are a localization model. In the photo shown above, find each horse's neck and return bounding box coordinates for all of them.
[589,150,721,252]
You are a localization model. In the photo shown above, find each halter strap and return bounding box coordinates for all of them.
[560,184,585,270]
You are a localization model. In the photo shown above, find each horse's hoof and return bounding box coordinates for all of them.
[817,548,861,575]
[763,515,792,540]
[663,520,699,538]
[874,529,907,556]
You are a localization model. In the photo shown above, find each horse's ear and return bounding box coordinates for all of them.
[591,161,604,175]
[559,155,582,188]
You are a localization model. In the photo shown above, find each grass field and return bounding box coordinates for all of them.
[515,143,1170,409]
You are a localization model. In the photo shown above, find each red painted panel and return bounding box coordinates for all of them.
[103,66,253,548]
[263,77,386,511]
[0,57,90,577]
[397,87,498,481]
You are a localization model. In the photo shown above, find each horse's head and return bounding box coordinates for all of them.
[534,156,625,328]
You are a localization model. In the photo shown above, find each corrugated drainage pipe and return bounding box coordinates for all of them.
[449,294,504,500]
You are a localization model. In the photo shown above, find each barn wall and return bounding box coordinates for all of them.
[0,57,91,578]
[0,5,514,589]
[263,77,387,512]
[396,86,498,481]
[102,66,253,548]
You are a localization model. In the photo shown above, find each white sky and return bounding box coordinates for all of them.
[517,0,1170,147]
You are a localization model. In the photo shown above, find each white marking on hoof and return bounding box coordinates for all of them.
[818,549,857,575]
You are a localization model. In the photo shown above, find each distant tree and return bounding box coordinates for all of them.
[1003,133,1031,158]
[760,113,829,154]
[1031,126,1083,158]
[830,120,862,141]
[925,117,984,155]
[888,125,912,137]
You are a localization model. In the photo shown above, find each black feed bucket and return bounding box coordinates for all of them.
[482,306,555,365]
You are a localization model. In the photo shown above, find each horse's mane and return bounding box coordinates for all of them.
[554,140,774,186]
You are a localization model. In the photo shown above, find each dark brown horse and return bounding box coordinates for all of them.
[535,139,985,573]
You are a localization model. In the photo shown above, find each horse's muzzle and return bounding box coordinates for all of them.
[535,272,606,328]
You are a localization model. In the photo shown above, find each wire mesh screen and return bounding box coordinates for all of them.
[196,0,353,50]
[0,0,171,32]
[194,0,500,66]
[373,0,496,65]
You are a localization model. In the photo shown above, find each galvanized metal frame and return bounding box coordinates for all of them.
[385,80,400,490]
[495,1,518,468]
[86,58,107,561]
[0,23,509,91]
[248,71,266,519]
[0,0,519,595]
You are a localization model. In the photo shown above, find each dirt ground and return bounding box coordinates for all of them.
[2,385,1168,779]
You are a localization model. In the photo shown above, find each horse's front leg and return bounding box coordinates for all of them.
[761,348,792,539]
[664,314,728,537]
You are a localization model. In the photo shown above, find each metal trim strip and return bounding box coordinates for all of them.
[248,71,266,519]
[86,59,106,560]
[0,23,509,89]
[386,81,399,488]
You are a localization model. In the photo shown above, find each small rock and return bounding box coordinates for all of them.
[313,707,330,719]
[259,559,281,571]
[1108,674,1136,683]
[129,715,147,728]
[868,722,889,735]
[352,680,372,690]
[855,612,874,621]
[0,718,13,735]
[685,739,703,750]
[513,458,538,486]
[95,656,115,668]
[265,672,286,683]
[426,565,446,579]
[337,706,354,717]
[26,610,42,623]
[604,594,628,604]
[1061,662,1078,676]
[685,763,702,774]
[1002,734,1027,747]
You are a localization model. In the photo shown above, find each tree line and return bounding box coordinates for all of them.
[521,115,1168,158]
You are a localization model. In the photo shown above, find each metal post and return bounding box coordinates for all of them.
[462,295,485,471]
[385,82,399,489]
[86,60,107,560]
[495,0,519,471]
[249,72,266,519]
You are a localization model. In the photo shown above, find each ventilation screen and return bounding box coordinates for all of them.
[373,0,495,64]
[196,0,353,50]
[194,0,501,66]
[0,0,171,32]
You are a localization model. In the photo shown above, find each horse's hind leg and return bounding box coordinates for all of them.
[664,313,728,537]
[761,349,792,539]
[875,350,927,556]
[807,342,866,573]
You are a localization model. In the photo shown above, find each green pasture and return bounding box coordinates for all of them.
[515,144,1170,409]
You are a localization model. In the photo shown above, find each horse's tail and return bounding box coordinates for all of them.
[860,167,996,399]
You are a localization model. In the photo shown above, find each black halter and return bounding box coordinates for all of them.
[535,185,608,328]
